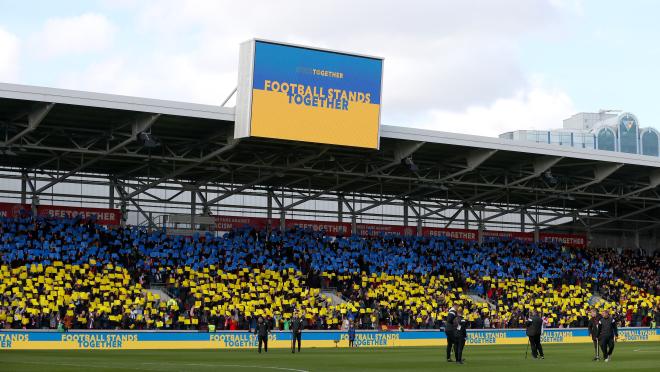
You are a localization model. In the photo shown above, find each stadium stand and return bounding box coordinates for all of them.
[1,213,658,331]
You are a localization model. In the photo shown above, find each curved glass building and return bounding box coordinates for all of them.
[499,111,660,157]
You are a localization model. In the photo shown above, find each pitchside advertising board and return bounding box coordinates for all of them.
[0,203,585,247]
[235,39,383,149]
[1,328,657,349]
[0,202,121,226]
[212,214,588,248]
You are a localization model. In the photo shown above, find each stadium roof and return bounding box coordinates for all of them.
[2,82,660,234]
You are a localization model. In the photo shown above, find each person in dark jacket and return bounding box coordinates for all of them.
[445,304,459,362]
[291,312,304,353]
[587,309,601,360]
[348,321,356,348]
[453,308,467,365]
[525,310,544,359]
[597,310,618,362]
[255,316,270,353]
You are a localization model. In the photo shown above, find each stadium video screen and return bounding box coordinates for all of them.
[236,40,383,149]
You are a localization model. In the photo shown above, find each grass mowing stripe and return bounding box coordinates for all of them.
[0,342,658,371]
[144,362,310,371]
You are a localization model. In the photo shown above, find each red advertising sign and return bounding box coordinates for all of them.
[482,230,534,242]
[214,216,351,234]
[37,205,122,225]
[285,219,351,235]
[214,215,275,231]
[1,205,589,247]
[355,223,417,236]
[539,233,587,248]
[0,202,30,218]
[422,227,478,241]
[210,217,588,249]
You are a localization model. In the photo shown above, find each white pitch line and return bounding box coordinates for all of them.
[632,347,660,353]
[13,360,311,372]
[187,363,310,372]
[143,361,311,372]
[12,361,163,371]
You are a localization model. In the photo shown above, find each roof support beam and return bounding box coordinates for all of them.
[420,155,563,219]
[204,148,329,205]
[532,156,563,175]
[482,162,623,223]
[34,114,159,194]
[112,177,156,228]
[353,149,496,215]
[196,190,210,214]
[126,135,238,199]
[466,149,498,170]
[541,168,660,226]
[563,163,624,192]
[283,141,425,211]
[2,102,54,147]
[443,208,463,228]
[594,163,624,183]
[590,203,660,230]
[637,218,660,232]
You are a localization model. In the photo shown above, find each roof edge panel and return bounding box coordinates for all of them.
[0,82,234,122]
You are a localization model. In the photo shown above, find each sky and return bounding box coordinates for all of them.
[0,0,659,137]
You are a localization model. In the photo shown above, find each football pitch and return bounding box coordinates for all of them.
[1,342,658,372]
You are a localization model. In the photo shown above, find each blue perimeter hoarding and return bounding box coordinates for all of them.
[0,328,657,350]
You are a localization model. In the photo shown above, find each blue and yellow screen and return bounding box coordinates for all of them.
[250,41,382,149]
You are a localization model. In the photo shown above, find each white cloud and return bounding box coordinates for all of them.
[58,57,142,96]
[127,0,564,112]
[549,0,584,14]
[33,13,116,58]
[412,78,576,137]
[48,1,579,135]
[57,52,238,105]
[0,27,20,81]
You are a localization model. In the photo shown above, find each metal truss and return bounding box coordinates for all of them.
[2,97,660,245]
[0,162,655,236]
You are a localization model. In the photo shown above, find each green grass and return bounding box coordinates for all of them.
[0,342,658,371]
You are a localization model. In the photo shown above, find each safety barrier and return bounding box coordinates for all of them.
[0,328,657,350]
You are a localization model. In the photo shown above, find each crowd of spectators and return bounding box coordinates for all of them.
[586,246,659,296]
[1,213,658,331]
